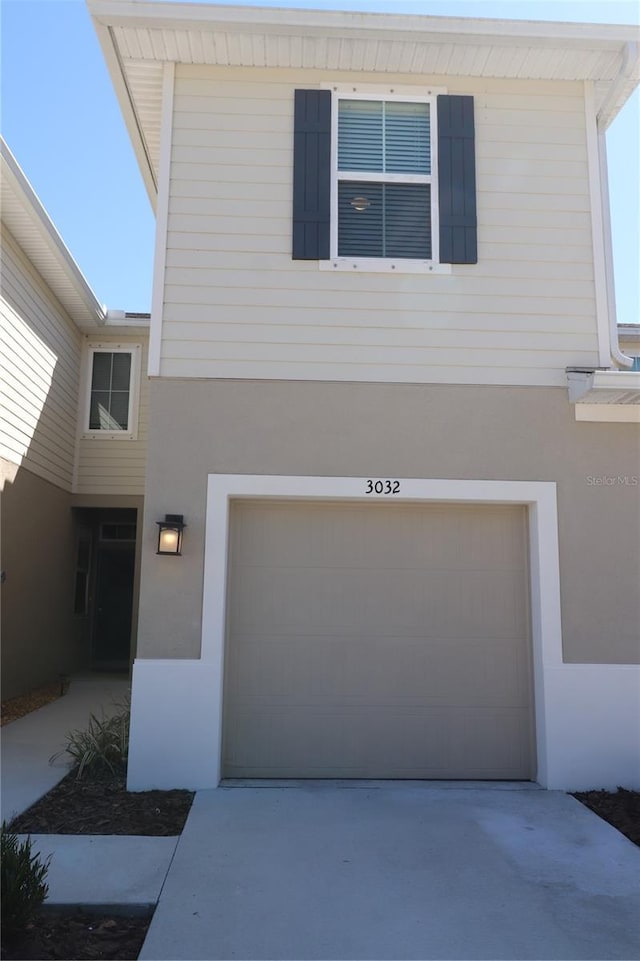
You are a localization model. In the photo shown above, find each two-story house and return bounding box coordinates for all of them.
[28,0,636,792]
[1,137,150,698]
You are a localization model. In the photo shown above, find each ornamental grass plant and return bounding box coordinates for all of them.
[0,823,50,942]
[50,696,130,779]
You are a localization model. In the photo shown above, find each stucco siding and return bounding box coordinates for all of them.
[1,458,81,698]
[136,379,640,667]
[75,336,149,496]
[0,227,81,490]
[162,67,597,386]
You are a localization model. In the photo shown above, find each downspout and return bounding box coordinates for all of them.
[595,42,638,369]
[597,130,633,368]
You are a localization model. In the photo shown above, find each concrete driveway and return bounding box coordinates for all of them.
[141,782,640,961]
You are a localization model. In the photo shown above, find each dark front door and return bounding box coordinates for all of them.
[93,546,135,669]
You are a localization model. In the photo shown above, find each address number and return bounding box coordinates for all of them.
[366,479,400,494]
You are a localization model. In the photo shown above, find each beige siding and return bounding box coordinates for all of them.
[162,67,597,386]
[0,226,81,490]
[75,336,149,496]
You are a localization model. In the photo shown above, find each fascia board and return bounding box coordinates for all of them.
[591,369,640,392]
[90,17,158,210]
[87,1,640,47]
[0,139,105,327]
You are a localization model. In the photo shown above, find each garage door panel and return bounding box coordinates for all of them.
[232,502,526,572]
[224,705,532,779]
[231,567,527,639]
[228,634,529,706]
[224,500,534,780]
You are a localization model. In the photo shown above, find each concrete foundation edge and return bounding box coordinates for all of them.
[127,657,640,792]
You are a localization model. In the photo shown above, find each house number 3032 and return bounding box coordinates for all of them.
[365,479,400,494]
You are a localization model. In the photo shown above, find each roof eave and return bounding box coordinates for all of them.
[91,18,158,207]
[87,1,640,44]
[0,138,106,330]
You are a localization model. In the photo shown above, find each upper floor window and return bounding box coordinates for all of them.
[336,97,433,262]
[83,344,141,440]
[292,87,477,271]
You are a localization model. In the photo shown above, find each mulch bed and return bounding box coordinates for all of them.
[3,690,189,958]
[1,683,64,727]
[4,769,191,958]
[9,768,193,836]
[1,910,151,960]
[573,787,640,847]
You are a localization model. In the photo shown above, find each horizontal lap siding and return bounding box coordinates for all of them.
[75,337,149,495]
[0,228,81,490]
[163,67,596,386]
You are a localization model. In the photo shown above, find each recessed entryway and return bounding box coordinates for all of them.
[73,508,138,672]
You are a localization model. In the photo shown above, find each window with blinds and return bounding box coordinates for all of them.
[337,98,433,260]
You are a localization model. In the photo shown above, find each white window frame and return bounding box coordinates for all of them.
[321,82,450,275]
[82,343,142,440]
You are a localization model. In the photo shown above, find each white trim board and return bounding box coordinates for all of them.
[126,473,640,792]
[148,61,174,378]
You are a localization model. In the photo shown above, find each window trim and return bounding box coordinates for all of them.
[321,82,450,274]
[82,343,142,440]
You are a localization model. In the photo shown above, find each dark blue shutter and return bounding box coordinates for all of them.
[437,95,477,264]
[292,90,331,260]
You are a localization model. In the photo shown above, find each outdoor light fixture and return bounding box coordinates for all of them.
[156,514,186,556]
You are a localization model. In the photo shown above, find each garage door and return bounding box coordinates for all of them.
[223,500,534,780]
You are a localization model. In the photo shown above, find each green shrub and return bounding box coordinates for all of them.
[1,822,50,940]
[50,697,130,779]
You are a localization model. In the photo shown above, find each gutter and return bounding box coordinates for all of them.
[595,41,639,369]
[567,368,640,404]
[598,130,634,369]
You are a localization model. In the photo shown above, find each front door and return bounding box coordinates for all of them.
[93,545,135,670]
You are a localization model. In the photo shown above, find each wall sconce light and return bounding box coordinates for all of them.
[156,514,186,556]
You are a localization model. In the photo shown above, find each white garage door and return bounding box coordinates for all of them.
[223,500,534,779]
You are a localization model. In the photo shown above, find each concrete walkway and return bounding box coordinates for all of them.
[141,782,640,961]
[2,675,175,909]
[2,674,129,822]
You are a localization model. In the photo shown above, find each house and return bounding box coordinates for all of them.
[8,1,639,792]
[0,137,150,698]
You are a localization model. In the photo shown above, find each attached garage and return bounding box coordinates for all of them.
[223,499,535,780]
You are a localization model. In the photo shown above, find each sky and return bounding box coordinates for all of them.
[1,0,639,320]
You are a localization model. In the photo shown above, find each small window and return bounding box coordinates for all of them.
[84,344,141,439]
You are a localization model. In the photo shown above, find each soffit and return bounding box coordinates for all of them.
[0,140,105,330]
[89,1,640,193]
